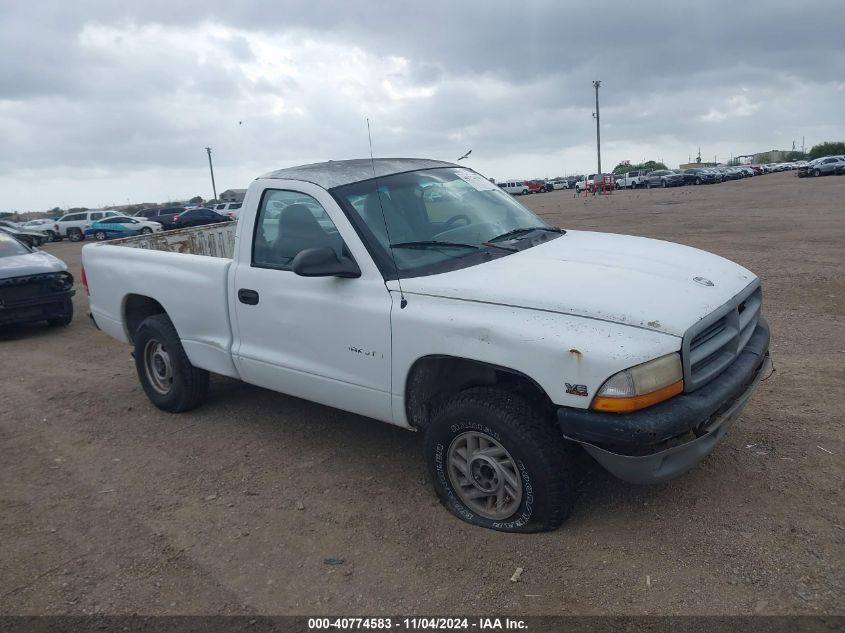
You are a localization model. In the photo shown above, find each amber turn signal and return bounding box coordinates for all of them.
[591,379,683,413]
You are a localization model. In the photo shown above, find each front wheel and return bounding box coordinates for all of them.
[134,314,209,412]
[695,178,702,185]
[68,228,83,242]
[646,181,652,189]
[141,227,153,234]
[424,387,574,532]
[813,169,821,177]
[662,179,668,188]
[94,230,107,241]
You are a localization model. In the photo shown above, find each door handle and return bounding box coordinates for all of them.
[238,288,259,305]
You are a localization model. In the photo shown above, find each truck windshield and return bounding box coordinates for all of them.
[332,167,561,278]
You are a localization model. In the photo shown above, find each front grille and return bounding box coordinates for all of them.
[682,283,761,392]
[0,272,73,305]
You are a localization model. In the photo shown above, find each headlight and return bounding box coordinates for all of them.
[591,353,683,413]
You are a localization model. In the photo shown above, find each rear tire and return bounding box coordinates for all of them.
[662,179,668,188]
[424,387,574,532]
[646,181,652,189]
[695,178,702,185]
[94,230,107,241]
[141,227,153,234]
[134,314,209,412]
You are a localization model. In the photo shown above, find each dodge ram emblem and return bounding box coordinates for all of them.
[693,276,714,287]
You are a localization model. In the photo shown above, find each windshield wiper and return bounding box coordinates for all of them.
[390,240,479,251]
[488,226,564,243]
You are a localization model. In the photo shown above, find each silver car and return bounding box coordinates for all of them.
[809,156,845,177]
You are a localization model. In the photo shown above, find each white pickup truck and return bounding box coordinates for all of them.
[83,158,771,532]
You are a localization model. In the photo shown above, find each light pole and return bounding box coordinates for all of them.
[593,80,602,177]
[205,147,218,202]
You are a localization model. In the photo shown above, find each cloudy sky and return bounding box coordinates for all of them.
[2,0,843,212]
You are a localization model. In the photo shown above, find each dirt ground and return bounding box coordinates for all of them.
[1,171,843,616]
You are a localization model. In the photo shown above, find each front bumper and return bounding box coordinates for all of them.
[0,290,75,326]
[557,319,770,484]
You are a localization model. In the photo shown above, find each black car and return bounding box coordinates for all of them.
[644,170,684,188]
[681,168,717,185]
[172,208,231,229]
[0,232,74,327]
[134,206,186,230]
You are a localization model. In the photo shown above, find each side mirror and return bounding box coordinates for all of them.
[292,247,361,279]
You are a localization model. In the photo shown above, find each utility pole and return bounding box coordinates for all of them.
[205,147,218,202]
[592,80,602,176]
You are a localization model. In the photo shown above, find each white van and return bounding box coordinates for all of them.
[497,180,529,195]
[211,202,243,219]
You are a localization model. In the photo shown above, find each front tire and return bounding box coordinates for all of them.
[662,179,668,188]
[141,227,153,234]
[94,230,107,241]
[134,314,209,412]
[813,168,821,177]
[424,387,574,533]
[68,228,83,242]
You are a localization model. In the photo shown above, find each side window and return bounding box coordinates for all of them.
[231,203,242,210]
[91,213,103,220]
[253,190,341,269]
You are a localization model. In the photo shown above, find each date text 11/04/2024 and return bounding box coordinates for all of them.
[307,617,528,630]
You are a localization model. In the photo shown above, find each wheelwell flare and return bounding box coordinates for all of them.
[124,295,166,343]
[405,356,553,430]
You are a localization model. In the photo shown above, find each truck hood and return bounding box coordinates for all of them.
[398,230,758,337]
[0,250,67,279]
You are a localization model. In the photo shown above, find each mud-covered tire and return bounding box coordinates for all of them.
[134,314,209,412]
[423,387,574,532]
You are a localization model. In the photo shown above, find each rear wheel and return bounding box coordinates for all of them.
[94,230,107,241]
[646,181,652,189]
[662,179,668,188]
[134,314,209,412]
[67,228,83,242]
[695,178,702,185]
[424,387,574,532]
[141,227,153,234]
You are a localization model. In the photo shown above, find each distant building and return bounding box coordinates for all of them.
[753,150,790,163]
[219,189,246,203]
[679,162,717,170]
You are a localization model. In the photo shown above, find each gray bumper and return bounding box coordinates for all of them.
[573,353,770,484]
[557,319,771,484]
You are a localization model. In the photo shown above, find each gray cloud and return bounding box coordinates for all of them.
[0,0,843,210]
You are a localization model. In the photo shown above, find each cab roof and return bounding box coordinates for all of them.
[258,158,457,190]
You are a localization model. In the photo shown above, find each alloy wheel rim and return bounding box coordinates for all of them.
[144,339,173,394]
[447,431,522,520]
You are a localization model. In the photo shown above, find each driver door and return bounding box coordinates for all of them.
[232,185,394,424]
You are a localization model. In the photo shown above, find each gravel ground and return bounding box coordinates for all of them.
[1,170,843,616]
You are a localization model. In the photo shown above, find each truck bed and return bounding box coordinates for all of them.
[82,222,239,379]
[107,222,236,258]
